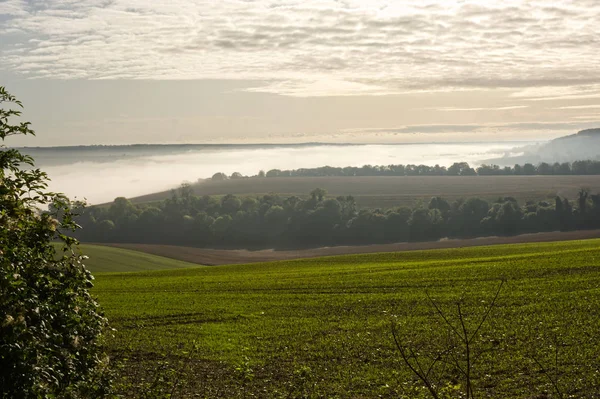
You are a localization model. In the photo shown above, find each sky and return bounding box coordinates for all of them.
[1,0,599,146]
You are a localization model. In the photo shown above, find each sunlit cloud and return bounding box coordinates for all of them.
[432,106,529,112]
[570,115,600,120]
[345,121,600,136]
[1,0,599,96]
[512,84,600,101]
[556,105,600,110]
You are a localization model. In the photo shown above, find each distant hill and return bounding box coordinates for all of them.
[484,128,600,165]
[554,128,600,141]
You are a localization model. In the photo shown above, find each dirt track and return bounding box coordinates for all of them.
[102,229,600,266]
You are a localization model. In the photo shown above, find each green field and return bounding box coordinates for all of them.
[52,243,201,273]
[94,239,600,398]
[129,175,600,208]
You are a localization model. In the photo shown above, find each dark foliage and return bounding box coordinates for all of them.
[76,181,599,249]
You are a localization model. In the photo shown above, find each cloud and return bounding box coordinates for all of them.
[432,106,529,112]
[556,104,600,110]
[346,121,600,135]
[1,1,600,96]
[570,115,600,120]
[347,124,483,134]
[511,84,600,101]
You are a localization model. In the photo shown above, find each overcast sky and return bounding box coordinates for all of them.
[1,0,599,146]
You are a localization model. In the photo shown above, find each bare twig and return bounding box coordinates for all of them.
[531,353,563,399]
[392,280,505,399]
[469,280,505,342]
[391,323,441,399]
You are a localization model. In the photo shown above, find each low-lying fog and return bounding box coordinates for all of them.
[22,142,527,205]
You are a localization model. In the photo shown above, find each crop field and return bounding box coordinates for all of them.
[94,239,600,398]
[52,243,201,273]
[129,175,600,208]
[104,229,600,265]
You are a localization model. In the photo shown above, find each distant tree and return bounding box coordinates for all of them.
[310,188,327,202]
[384,207,411,241]
[97,219,116,236]
[448,197,489,237]
[477,164,502,175]
[178,182,194,200]
[211,172,228,181]
[266,169,282,178]
[241,197,259,213]
[347,211,386,243]
[537,162,552,175]
[513,164,523,175]
[578,188,589,214]
[221,194,242,215]
[258,170,266,178]
[108,196,136,225]
[572,161,587,175]
[522,163,536,175]
[495,201,523,235]
[448,162,476,176]
[264,205,288,237]
[556,162,571,175]
[408,208,443,241]
[230,172,244,179]
[210,215,232,238]
[428,196,451,218]
[137,207,163,232]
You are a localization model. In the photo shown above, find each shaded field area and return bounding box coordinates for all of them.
[130,175,600,208]
[103,229,600,265]
[95,239,600,398]
[52,243,201,273]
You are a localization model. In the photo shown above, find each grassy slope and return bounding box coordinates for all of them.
[53,243,201,273]
[95,239,600,397]
[128,175,600,208]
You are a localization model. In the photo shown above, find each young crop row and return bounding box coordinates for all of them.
[93,239,600,398]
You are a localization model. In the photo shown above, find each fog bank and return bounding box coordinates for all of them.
[25,143,525,204]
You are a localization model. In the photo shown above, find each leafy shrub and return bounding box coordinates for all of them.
[0,86,111,398]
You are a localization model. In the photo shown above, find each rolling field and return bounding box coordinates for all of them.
[129,175,600,208]
[94,239,600,398]
[104,229,600,265]
[53,243,201,273]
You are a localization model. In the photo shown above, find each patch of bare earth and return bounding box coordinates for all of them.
[102,230,600,266]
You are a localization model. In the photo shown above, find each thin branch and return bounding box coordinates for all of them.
[531,354,563,399]
[469,280,505,342]
[426,291,463,340]
[458,303,473,399]
[392,323,441,399]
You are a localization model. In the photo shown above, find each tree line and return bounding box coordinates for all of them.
[75,185,600,248]
[210,160,600,180]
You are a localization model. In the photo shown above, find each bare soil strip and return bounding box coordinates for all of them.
[101,229,600,266]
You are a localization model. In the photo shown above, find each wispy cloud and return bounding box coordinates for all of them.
[556,104,600,110]
[570,115,600,120]
[432,106,529,112]
[512,84,600,101]
[1,1,599,96]
[346,121,600,135]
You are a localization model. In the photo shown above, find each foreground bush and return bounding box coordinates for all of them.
[0,86,111,398]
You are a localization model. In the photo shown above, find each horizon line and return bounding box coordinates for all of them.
[15,140,542,149]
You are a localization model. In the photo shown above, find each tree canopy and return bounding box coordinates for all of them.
[76,181,600,250]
